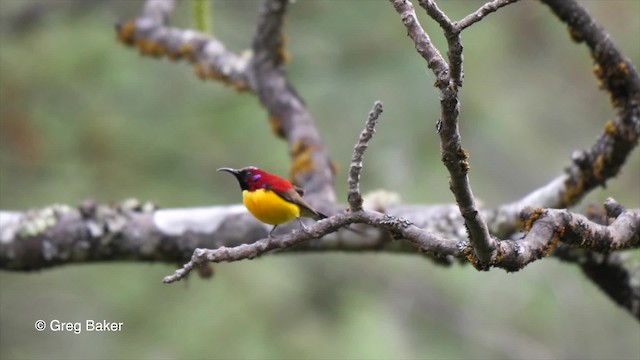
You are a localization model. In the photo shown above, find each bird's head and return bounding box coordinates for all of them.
[217,166,270,191]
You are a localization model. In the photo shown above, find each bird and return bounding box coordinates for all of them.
[217,166,327,237]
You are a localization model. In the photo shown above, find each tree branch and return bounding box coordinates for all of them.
[390,0,495,266]
[116,0,337,211]
[484,0,640,238]
[418,0,464,86]
[456,0,520,32]
[348,101,383,211]
[115,0,250,90]
[389,0,448,84]
[248,0,336,210]
[161,207,465,283]
[539,0,640,207]
[2,200,637,285]
[17,0,624,320]
[390,0,640,268]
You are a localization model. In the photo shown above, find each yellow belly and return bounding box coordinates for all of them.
[242,188,300,225]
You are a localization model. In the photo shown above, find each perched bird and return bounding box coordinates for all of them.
[217,166,327,236]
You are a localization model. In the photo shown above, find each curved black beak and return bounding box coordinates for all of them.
[217,167,247,190]
[217,167,240,175]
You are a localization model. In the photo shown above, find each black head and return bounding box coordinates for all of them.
[217,166,260,191]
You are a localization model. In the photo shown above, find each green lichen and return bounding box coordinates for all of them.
[18,204,72,238]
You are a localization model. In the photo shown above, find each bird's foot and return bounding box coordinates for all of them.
[297,218,311,234]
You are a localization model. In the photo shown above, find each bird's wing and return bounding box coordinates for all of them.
[269,186,326,220]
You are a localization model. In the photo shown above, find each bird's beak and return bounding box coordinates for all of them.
[217,167,240,175]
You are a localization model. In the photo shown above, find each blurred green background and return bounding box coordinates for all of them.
[1,1,639,359]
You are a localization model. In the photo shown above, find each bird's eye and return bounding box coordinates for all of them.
[246,171,252,177]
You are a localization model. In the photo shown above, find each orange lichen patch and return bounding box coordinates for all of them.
[210,69,228,82]
[457,147,470,172]
[194,62,213,80]
[592,64,602,78]
[290,140,315,178]
[593,154,606,178]
[150,42,166,57]
[330,160,339,175]
[275,32,290,66]
[166,49,183,61]
[523,207,544,232]
[616,61,630,76]
[457,147,469,159]
[192,62,248,91]
[135,38,164,57]
[268,114,285,138]
[490,244,504,267]
[179,43,196,62]
[562,177,585,207]
[230,79,249,92]
[116,20,136,46]
[462,245,483,270]
[568,28,584,43]
[591,64,605,89]
[542,226,563,256]
[603,119,617,136]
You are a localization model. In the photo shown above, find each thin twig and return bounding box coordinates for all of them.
[417,0,455,33]
[162,209,459,283]
[389,0,449,88]
[417,0,463,85]
[390,0,495,265]
[348,101,384,211]
[456,0,521,32]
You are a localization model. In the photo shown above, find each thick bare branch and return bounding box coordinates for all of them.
[539,0,640,207]
[348,101,383,211]
[248,0,336,210]
[483,0,640,237]
[115,2,250,90]
[116,0,337,211]
[162,198,639,282]
[0,201,396,271]
[487,203,640,272]
[2,199,637,288]
[390,0,640,268]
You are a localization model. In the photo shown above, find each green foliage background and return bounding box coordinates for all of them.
[1,1,639,359]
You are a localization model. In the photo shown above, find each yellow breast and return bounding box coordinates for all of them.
[242,188,300,225]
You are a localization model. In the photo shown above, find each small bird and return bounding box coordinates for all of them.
[217,166,327,236]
